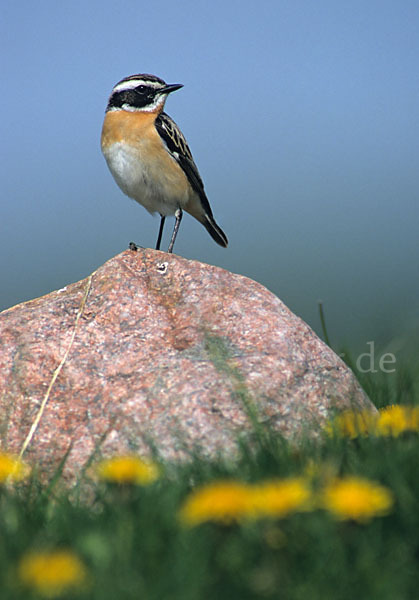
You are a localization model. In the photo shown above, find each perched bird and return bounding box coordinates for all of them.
[101,73,228,253]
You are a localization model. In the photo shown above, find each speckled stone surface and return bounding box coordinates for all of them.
[0,249,374,481]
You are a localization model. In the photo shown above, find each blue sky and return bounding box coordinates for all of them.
[1,1,418,352]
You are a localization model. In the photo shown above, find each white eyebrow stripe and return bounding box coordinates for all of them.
[112,79,163,93]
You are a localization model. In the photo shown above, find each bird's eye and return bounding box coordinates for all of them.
[136,85,147,93]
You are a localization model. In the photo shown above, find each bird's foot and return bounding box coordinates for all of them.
[128,242,143,251]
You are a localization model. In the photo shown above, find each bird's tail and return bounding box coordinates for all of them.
[203,213,228,247]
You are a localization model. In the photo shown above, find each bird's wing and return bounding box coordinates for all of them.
[155,112,213,216]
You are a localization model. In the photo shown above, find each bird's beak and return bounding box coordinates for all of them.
[161,83,183,94]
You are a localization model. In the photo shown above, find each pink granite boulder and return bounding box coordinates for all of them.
[0,249,374,481]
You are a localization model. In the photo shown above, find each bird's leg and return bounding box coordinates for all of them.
[167,208,183,253]
[156,215,166,250]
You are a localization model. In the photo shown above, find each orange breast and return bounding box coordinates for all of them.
[101,110,158,149]
[101,109,194,212]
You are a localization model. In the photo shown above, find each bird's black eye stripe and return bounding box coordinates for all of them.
[133,85,154,100]
[107,86,156,110]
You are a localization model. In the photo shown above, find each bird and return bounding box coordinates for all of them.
[101,73,228,253]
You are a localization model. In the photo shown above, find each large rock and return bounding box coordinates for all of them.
[0,249,373,480]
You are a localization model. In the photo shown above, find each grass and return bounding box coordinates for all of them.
[1,356,419,599]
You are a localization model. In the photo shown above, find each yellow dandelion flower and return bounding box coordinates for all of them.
[321,476,393,522]
[96,455,159,485]
[251,477,313,518]
[377,405,419,436]
[0,452,30,483]
[18,550,88,597]
[179,480,255,525]
[327,410,378,438]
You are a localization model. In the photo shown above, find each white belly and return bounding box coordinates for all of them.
[102,142,190,216]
